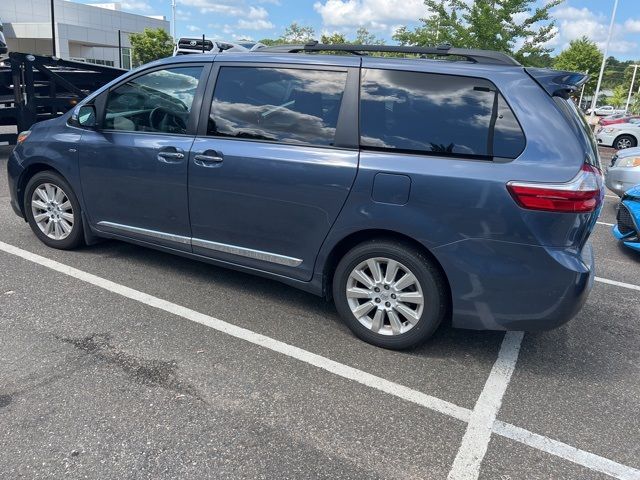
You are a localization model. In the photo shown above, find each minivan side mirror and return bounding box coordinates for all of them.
[77,105,97,128]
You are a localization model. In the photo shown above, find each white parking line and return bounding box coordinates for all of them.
[595,276,640,292]
[1,239,639,480]
[605,194,619,199]
[447,331,524,480]
[0,240,470,423]
[494,422,640,480]
[597,221,615,226]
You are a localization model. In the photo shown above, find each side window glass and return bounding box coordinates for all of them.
[104,66,203,134]
[360,69,525,159]
[208,67,348,147]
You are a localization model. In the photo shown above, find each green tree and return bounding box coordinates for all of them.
[281,22,315,43]
[320,28,385,45]
[258,38,281,46]
[320,32,347,44]
[609,84,629,108]
[393,0,562,65]
[354,27,384,45]
[129,28,174,66]
[553,36,603,96]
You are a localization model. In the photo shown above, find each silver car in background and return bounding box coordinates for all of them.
[606,146,640,197]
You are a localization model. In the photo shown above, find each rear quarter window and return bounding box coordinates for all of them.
[360,69,525,160]
[553,97,601,170]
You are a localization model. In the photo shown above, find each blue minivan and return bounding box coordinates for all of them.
[7,43,604,349]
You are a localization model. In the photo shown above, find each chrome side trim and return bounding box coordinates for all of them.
[96,221,302,267]
[192,238,303,267]
[96,221,191,245]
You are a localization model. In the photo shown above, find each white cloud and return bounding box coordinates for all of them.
[186,25,201,32]
[313,0,427,31]
[120,0,151,12]
[178,0,244,16]
[247,6,269,20]
[550,5,637,55]
[235,6,274,29]
[237,18,274,30]
[624,19,640,33]
[176,9,191,20]
[178,1,274,31]
[554,6,599,21]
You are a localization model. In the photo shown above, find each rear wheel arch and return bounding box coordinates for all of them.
[321,229,451,309]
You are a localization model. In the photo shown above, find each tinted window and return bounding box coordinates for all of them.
[554,97,600,169]
[104,66,203,134]
[360,69,525,159]
[208,67,347,146]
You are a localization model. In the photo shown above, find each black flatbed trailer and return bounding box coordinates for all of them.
[0,52,125,144]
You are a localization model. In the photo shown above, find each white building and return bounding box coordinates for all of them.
[0,0,169,69]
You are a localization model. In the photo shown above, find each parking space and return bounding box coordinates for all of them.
[1,145,639,479]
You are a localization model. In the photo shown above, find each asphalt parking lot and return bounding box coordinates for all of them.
[1,145,639,480]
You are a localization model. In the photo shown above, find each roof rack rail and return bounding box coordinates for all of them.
[259,41,521,66]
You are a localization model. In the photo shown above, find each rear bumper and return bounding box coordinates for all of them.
[434,239,594,331]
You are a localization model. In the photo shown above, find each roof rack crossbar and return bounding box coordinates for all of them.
[259,41,521,66]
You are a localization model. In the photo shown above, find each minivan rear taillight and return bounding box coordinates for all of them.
[507,164,603,213]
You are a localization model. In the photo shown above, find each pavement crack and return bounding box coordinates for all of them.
[55,333,207,404]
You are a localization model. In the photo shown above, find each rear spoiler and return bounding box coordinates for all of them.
[525,68,589,98]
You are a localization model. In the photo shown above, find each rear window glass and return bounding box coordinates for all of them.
[360,69,525,159]
[554,97,601,169]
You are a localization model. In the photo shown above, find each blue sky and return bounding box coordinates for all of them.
[83,0,640,59]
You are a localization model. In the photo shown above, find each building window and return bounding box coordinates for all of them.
[121,48,132,70]
[86,58,115,67]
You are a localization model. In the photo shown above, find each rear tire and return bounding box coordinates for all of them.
[332,239,447,350]
[614,134,637,150]
[24,171,84,250]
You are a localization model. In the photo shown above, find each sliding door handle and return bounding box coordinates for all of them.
[193,152,223,167]
[157,149,185,163]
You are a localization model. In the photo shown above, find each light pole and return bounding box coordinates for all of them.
[171,0,176,40]
[50,0,56,57]
[590,0,619,119]
[624,64,639,113]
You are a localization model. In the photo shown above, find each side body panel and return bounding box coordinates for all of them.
[314,58,598,331]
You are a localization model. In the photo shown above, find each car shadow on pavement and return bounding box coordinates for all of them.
[74,239,505,363]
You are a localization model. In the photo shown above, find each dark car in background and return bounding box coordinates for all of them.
[6,44,603,349]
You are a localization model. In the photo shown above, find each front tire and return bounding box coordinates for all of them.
[614,134,637,150]
[332,240,447,350]
[24,171,84,250]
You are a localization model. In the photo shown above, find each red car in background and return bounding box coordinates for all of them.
[596,114,640,132]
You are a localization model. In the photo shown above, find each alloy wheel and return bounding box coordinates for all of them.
[616,138,633,149]
[31,182,74,240]
[346,257,424,336]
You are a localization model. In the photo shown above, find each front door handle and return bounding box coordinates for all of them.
[157,148,185,163]
[194,151,223,167]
